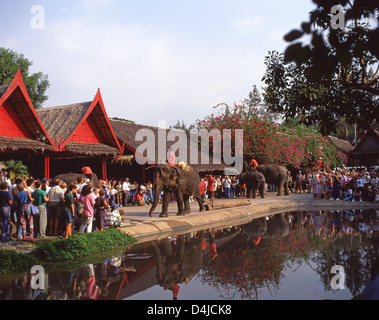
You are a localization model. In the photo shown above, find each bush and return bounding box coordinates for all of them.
[0,229,136,274]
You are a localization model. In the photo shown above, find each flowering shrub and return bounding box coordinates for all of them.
[195,101,346,169]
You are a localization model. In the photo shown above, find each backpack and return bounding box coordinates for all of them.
[76,201,85,215]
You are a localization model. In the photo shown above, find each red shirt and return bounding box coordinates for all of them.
[207,178,215,191]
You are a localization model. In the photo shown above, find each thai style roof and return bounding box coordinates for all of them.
[0,70,54,153]
[349,125,379,155]
[37,90,122,156]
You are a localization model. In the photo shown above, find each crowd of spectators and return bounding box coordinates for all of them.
[1,165,378,243]
[293,167,379,203]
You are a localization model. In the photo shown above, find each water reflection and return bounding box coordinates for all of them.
[1,208,378,300]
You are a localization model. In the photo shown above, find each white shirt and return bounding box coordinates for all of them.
[122,181,130,191]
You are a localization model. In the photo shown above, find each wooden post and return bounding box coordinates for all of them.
[102,157,107,181]
[44,154,50,179]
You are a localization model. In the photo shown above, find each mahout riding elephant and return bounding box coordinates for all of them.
[149,163,205,218]
[53,172,99,188]
[239,170,266,198]
[255,164,290,196]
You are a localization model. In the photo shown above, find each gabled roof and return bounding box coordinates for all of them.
[349,125,379,155]
[37,89,122,156]
[0,70,54,151]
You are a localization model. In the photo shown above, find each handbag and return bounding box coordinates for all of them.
[31,204,39,216]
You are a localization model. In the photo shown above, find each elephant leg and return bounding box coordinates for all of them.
[260,184,265,198]
[176,191,185,216]
[195,196,205,212]
[276,184,283,196]
[159,191,171,217]
[252,188,257,199]
[183,195,191,214]
[284,182,290,195]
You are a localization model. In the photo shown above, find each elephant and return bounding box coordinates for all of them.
[52,172,99,188]
[255,164,290,196]
[239,170,266,198]
[149,164,205,218]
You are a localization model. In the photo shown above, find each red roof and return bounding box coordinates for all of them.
[0,70,54,149]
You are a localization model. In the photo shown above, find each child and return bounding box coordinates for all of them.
[105,207,124,228]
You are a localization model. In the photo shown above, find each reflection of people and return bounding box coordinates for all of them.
[209,230,218,261]
[168,284,180,300]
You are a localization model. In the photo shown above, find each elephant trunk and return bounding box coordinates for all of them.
[149,183,162,218]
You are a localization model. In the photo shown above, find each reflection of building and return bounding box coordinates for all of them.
[348,126,379,167]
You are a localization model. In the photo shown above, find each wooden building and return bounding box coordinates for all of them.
[348,126,379,167]
[37,89,122,180]
[0,70,54,178]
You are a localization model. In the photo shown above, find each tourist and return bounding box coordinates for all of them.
[16,183,34,242]
[231,176,238,197]
[375,188,379,203]
[77,177,86,194]
[200,178,206,201]
[295,171,303,194]
[47,179,65,236]
[330,171,341,201]
[313,174,322,200]
[146,180,154,204]
[32,181,49,238]
[216,176,223,198]
[64,184,78,238]
[223,176,231,198]
[324,173,333,199]
[115,179,123,206]
[78,183,95,233]
[207,174,215,206]
[134,189,145,206]
[353,174,364,203]
[0,181,12,242]
[41,178,51,194]
[95,188,108,232]
[122,177,131,206]
[105,207,124,228]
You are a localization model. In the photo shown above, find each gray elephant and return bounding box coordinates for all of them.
[255,164,289,196]
[53,172,99,187]
[149,164,205,218]
[239,170,266,198]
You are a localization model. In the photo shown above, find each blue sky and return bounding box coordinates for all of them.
[1,0,316,127]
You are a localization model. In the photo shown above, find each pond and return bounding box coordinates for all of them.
[1,208,378,301]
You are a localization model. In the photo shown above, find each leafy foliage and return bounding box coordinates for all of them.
[0,47,50,109]
[3,159,30,181]
[195,100,346,169]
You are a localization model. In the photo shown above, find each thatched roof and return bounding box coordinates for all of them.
[0,136,51,153]
[37,102,92,145]
[109,119,236,173]
[37,98,121,156]
[328,136,353,153]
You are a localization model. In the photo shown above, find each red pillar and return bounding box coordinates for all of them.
[102,157,107,181]
[44,154,50,179]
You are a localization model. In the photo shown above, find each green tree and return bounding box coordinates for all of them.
[262,51,378,135]
[0,47,50,109]
[3,160,30,182]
